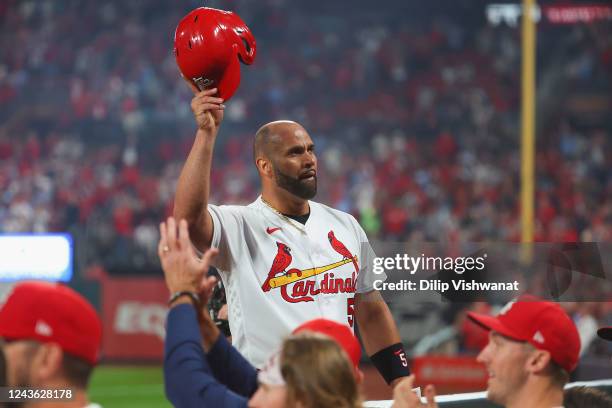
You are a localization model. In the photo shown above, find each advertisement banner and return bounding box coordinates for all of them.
[101,277,168,360]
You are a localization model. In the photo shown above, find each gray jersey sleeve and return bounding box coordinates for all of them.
[348,214,386,293]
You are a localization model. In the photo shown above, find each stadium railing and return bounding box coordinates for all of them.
[363,378,612,408]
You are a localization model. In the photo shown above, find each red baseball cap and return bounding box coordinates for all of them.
[0,281,102,365]
[467,295,580,373]
[174,7,256,101]
[598,327,612,341]
[293,318,361,370]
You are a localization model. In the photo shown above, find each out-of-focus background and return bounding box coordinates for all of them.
[0,0,610,406]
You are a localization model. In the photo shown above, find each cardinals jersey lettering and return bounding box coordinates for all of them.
[207,196,376,367]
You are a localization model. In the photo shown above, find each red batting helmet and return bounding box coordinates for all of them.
[174,7,256,100]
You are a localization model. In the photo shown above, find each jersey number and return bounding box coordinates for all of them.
[394,350,408,367]
[347,297,355,327]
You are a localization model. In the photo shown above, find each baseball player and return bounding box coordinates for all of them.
[172,85,409,385]
[160,217,363,407]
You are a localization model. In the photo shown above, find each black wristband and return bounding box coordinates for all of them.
[369,343,410,384]
[168,291,201,308]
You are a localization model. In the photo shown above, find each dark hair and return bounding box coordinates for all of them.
[522,342,569,388]
[62,351,95,389]
[548,360,570,388]
[564,386,612,408]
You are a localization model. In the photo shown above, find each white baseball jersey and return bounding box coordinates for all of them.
[208,196,376,367]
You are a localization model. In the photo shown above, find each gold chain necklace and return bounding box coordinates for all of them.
[260,197,307,234]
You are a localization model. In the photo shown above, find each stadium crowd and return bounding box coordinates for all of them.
[1,0,611,360]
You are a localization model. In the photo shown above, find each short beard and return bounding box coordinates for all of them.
[273,166,317,200]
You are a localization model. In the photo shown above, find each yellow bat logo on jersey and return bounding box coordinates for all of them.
[268,257,357,288]
[261,230,359,303]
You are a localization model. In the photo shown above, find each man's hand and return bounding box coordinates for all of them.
[197,274,218,306]
[158,217,218,295]
[197,273,223,350]
[185,78,225,132]
[158,216,222,347]
[392,375,438,408]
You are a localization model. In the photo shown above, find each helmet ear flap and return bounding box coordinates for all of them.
[234,27,256,65]
[221,12,257,65]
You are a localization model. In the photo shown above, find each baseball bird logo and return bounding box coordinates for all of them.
[261,230,358,303]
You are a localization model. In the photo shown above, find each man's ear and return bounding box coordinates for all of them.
[31,343,64,384]
[256,157,274,178]
[525,349,552,375]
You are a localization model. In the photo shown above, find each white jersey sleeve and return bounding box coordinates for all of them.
[207,204,247,272]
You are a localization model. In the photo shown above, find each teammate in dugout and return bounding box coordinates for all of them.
[392,296,582,408]
[172,87,409,384]
[0,281,103,408]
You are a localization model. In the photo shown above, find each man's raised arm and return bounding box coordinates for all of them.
[174,85,225,250]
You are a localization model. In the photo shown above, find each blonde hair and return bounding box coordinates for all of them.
[280,333,362,408]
